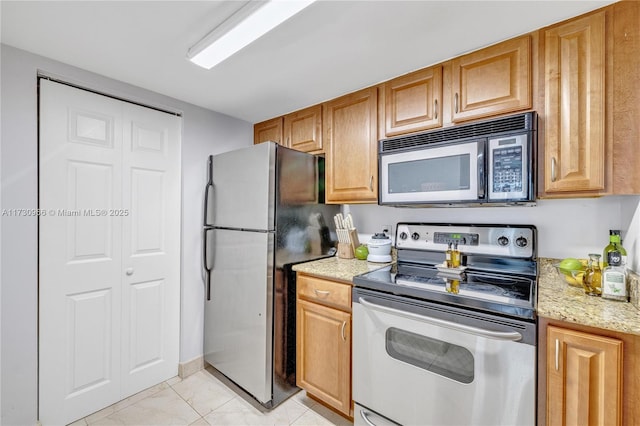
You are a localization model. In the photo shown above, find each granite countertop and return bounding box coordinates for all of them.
[292,255,391,283]
[293,255,640,336]
[537,258,640,336]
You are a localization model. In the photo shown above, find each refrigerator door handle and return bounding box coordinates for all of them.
[203,182,213,226]
[203,227,214,300]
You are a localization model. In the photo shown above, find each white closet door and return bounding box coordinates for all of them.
[38,80,181,425]
[121,102,181,396]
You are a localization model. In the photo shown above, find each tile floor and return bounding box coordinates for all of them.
[69,367,353,426]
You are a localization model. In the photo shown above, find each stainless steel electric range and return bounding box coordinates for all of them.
[352,223,538,426]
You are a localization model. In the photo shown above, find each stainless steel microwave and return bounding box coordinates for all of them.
[379,112,537,206]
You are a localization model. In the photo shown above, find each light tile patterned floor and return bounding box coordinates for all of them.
[69,368,353,426]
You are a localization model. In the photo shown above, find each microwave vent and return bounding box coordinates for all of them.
[380,112,536,153]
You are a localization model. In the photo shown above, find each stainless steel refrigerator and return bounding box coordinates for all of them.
[202,142,339,408]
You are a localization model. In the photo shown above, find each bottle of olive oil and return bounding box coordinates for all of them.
[603,230,627,268]
[602,251,628,302]
[445,243,453,268]
[584,253,602,296]
[451,242,461,268]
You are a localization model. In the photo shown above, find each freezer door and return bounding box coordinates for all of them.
[204,228,274,404]
[210,143,276,231]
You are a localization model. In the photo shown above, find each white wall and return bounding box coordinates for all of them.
[0,44,251,425]
[620,196,640,272]
[347,196,640,264]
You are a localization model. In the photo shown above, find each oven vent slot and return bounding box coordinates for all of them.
[380,112,535,153]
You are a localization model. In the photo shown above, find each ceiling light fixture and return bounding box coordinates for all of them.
[187,0,316,70]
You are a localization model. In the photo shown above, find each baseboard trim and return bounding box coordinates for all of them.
[178,355,204,379]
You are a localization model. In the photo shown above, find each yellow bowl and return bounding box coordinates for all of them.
[553,262,587,288]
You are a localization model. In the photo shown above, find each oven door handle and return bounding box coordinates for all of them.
[358,297,523,342]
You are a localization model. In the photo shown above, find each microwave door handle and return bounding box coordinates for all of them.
[477,150,485,199]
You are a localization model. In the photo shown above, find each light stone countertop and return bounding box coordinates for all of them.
[537,258,640,336]
[293,255,640,336]
[292,255,391,283]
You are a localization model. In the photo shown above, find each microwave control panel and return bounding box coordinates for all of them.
[488,133,529,201]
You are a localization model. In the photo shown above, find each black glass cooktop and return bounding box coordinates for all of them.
[353,263,536,320]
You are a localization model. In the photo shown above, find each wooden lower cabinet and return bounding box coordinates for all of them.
[546,325,622,426]
[539,317,640,426]
[296,273,352,417]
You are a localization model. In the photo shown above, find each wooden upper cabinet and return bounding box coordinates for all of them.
[384,66,443,137]
[543,11,606,194]
[254,117,283,145]
[284,105,323,153]
[546,326,622,426]
[324,87,378,204]
[451,35,531,123]
[610,0,640,194]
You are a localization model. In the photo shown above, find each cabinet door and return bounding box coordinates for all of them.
[543,12,606,194]
[547,326,622,426]
[451,35,531,122]
[324,87,378,203]
[384,66,443,137]
[254,117,283,145]
[284,105,322,153]
[296,299,351,416]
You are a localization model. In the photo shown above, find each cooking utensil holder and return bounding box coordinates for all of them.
[337,242,354,259]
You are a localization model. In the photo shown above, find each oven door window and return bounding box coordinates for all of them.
[385,327,474,384]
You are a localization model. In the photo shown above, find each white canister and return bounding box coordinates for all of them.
[367,233,392,262]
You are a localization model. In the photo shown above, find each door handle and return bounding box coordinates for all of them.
[358,297,522,341]
[477,147,485,199]
[370,176,374,192]
[454,93,459,114]
[551,157,557,183]
[555,338,560,371]
[360,409,378,426]
[313,289,331,297]
[434,99,438,120]
[125,268,134,276]
[341,321,347,341]
[203,227,214,301]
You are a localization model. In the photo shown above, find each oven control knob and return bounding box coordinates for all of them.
[497,236,510,246]
[515,236,528,248]
[399,232,408,240]
[411,232,420,241]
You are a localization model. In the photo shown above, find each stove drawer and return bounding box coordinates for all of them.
[297,274,351,311]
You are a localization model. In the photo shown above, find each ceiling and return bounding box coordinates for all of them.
[1,0,614,123]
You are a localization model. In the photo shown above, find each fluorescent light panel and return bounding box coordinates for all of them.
[188,0,316,69]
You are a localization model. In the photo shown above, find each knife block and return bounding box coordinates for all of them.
[337,242,354,259]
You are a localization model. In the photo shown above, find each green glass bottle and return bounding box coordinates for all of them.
[603,230,627,268]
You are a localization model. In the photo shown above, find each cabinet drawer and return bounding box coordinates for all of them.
[297,274,351,311]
